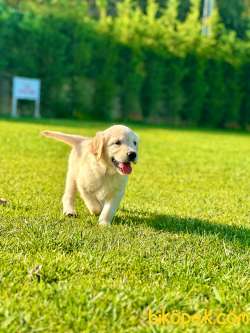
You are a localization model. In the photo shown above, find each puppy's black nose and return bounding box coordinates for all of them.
[128,151,137,162]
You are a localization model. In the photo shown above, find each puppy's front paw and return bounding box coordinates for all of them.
[99,219,110,226]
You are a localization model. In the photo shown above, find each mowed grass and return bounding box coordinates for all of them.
[0,119,250,333]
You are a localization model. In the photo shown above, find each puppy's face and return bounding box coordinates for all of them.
[92,125,139,175]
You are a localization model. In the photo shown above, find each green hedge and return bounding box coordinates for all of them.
[0,0,250,128]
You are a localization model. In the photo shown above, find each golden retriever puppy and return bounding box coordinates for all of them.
[42,125,139,225]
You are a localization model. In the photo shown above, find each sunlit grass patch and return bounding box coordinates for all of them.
[0,119,250,332]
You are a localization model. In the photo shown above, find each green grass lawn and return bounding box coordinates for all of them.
[0,119,249,333]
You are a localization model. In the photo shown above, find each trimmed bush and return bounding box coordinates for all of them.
[0,0,249,128]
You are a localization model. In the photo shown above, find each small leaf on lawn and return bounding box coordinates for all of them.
[28,265,43,282]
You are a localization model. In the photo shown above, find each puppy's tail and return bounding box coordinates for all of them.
[41,130,86,147]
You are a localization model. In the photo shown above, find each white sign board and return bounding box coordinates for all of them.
[12,76,41,118]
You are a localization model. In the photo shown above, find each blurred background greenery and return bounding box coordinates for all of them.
[0,0,250,128]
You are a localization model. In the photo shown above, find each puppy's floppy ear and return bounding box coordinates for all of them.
[91,132,104,160]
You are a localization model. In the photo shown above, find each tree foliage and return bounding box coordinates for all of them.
[0,0,250,128]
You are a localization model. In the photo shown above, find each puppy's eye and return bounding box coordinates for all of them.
[114,140,121,145]
[133,141,137,146]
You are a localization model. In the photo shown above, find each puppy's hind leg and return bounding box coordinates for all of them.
[62,171,77,217]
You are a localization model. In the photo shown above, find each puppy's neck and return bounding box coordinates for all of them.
[97,158,116,176]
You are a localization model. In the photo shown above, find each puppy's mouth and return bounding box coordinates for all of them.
[111,157,132,175]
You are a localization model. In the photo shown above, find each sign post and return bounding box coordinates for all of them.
[202,0,214,36]
[12,76,41,118]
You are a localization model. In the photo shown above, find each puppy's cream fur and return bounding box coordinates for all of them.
[42,125,139,225]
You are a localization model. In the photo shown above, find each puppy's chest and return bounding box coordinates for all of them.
[78,168,127,201]
[95,175,126,201]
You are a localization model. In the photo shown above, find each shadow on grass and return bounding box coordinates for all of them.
[116,210,250,247]
[0,116,105,129]
[1,116,250,137]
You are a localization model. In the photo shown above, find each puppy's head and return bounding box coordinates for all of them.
[91,125,139,175]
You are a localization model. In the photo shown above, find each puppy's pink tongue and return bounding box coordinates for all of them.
[119,162,132,175]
